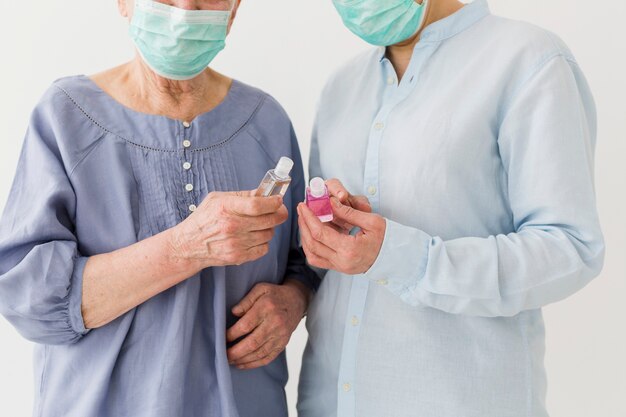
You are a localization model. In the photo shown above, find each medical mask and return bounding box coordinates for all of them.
[129,0,233,80]
[332,0,428,46]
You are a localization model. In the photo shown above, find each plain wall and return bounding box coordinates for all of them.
[0,1,624,416]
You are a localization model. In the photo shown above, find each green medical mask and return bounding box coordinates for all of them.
[333,0,428,46]
[129,0,233,80]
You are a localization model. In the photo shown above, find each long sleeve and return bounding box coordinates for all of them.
[283,125,321,291]
[363,55,605,317]
[0,102,90,344]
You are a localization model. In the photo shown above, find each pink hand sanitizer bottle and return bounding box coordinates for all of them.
[306,177,334,223]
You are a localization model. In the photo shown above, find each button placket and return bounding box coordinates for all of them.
[181,121,196,214]
[335,45,439,417]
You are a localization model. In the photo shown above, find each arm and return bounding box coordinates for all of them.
[0,115,89,345]
[299,55,605,317]
[82,191,287,329]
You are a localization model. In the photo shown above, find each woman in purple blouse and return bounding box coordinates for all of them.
[0,1,318,416]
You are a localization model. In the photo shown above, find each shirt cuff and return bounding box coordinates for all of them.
[363,219,431,296]
[68,256,91,336]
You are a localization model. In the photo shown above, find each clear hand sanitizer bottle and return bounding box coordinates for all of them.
[306,177,334,223]
[255,157,294,197]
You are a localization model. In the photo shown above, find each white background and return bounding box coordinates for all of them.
[0,1,624,416]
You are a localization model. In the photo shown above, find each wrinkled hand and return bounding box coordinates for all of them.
[171,190,288,268]
[298,196,385,275]
[226,280,310,369]
[324,179,372,233]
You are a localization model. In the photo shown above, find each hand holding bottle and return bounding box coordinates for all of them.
[298,196,385,275]
[171,191,288,268]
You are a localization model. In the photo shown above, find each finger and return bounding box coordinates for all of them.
[230,331,283,365]
[348,195,373,213]
[327,221,351,234]
[298,207,337,260]
[227,323,272,363]
[239,243,270,264]
[240,205,289,232]
[235,229,274,249]
[230,283,270,319]
[235,351,284,370]
[325,178,351,204]
[227,195,284,217]
[230,190,257,198]
[330,197,378,230]
[298,208,340,270]
[298,203,346,249]
[207,190,255,199]
[330,195,371,230]
[303,248,334,270]
[331,217,355,233]
[226,310,263,344]
[232,339,286,368]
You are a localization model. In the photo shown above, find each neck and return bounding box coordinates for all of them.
[122,56,230,122]
[386,0,465,81]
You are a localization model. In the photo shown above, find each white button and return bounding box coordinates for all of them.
[183,162,192,170]
[374,122,384,131]
[367,185,377,196]
[185,184,194,192]
[183,140,191,148]
[343,383,351,392]
[182,121,191,128]
[351,316,359,326]
[189,204,197,212]
[376,279,389,286]
[387,76,395,85]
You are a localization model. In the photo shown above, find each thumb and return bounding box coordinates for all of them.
[349,195,373,214]
[209,190,254,199]
[229,190,256,198]
[331,197,376,230]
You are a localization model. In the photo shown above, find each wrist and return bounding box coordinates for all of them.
[164,226,205,275]
[283,278,312,316]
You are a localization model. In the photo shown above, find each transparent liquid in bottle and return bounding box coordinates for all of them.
[256,170,292,197]
[255,157,294,197]
[306,177,334,222]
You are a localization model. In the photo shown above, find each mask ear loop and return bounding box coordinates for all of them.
[410,0,431,39]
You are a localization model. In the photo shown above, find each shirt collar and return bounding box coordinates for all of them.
[377,0,490,62]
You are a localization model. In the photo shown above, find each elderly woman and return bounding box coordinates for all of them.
[0,1,317,416]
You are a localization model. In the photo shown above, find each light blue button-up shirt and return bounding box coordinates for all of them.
[298,1,604,416]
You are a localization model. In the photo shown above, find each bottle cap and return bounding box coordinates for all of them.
[275,157,294,178]
[309,177,326,198]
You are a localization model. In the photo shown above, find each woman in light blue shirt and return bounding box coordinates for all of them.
[297,0,605,416]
